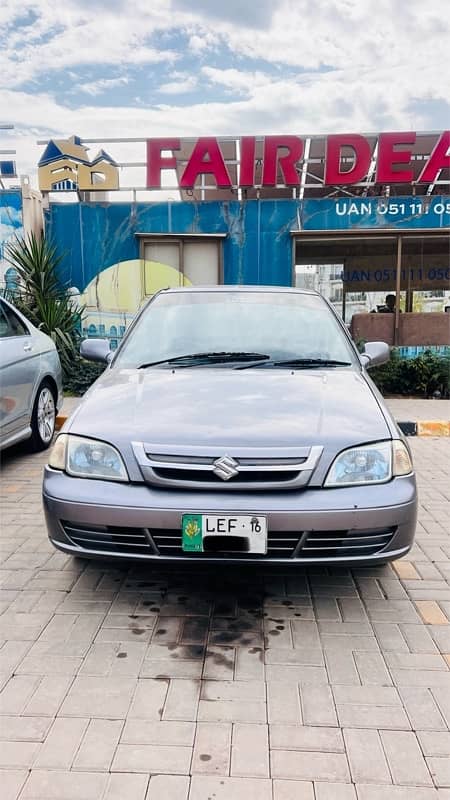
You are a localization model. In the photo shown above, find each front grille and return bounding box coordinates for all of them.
[151,528,301,558]
[62,522,153,554]
[132,442,323,491]
[300,527,396,559]
[152,468,300,484]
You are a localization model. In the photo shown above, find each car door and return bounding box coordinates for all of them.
[0,300,40,442]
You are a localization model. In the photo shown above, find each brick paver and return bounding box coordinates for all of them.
[0,438,449,798]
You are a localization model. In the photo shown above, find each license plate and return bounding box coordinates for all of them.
[182,514,267,554]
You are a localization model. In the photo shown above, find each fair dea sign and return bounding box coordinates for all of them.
[146,131,450,189]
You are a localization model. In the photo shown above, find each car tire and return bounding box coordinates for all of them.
[29,380,56,452]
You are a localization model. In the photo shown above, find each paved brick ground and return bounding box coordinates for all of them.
[0,438,449,799]
[385,399,450,423]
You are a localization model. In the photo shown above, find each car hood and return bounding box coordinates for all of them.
[67,366,391,457]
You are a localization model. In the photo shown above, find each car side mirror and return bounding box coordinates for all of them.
[359,341,390,369]
[80,338,112,364]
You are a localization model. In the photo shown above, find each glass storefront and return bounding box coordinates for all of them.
[294,232,450,323]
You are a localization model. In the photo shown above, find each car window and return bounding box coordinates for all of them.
[0,301,29,338]
[114,291,356,368]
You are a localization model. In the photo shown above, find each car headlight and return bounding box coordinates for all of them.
[325,440,412,487]
[48,434,128,482]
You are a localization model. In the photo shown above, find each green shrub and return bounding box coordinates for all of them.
[63,358,105,396]
[5,233,83,379]
[371,349,450,397]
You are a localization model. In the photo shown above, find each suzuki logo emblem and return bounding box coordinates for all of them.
[213,455,239,481]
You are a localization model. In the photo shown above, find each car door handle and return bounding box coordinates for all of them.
[23,344,32,352]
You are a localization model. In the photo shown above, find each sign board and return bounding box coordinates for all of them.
[147,131,450,190]
[38,136,119,192]
[37,131,449,197]
[341,262,450,292]
[299,196,450,232]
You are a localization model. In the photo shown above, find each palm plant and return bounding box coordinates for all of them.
[4,233,83,378]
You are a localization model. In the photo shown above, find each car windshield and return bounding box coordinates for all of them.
[113,290,356,369]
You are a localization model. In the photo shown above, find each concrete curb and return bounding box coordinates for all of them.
[398,420,450,437]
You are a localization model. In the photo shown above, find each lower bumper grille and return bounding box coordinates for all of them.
[301,527,396,559]
[151,529,301,558]
[62,522,153,554]
[61,522,396,560]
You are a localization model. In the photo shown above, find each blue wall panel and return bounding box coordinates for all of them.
[46,199,298,291]
[45,196,449,294]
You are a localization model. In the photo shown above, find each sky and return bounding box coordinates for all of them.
[0,0,449,187]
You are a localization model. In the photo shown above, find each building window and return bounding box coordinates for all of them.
[140,237,222,296]
[330,287,343,302]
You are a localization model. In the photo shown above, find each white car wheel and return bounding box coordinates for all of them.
[31,382,56,451]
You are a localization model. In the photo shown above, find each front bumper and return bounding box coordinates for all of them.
[43,467,417,565]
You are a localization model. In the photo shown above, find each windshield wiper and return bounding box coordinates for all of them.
[237,357,352,370]
[138,352,270,369]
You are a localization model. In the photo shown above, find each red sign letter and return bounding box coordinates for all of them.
[147,138,181,189]
[325,135,372,184]
[262,136,303,186]
[180,137,232,188]
[376,132,416,183]
[239,136,256,187]
[418,130,450,183]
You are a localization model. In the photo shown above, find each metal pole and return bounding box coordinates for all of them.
[405,255,413,312]
[342,258,346,321]
[394,236,402,345]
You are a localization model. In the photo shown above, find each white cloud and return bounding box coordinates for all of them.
[187,30,221,54]
[173,0,274,30]
[0,1,179,87]
[207,0,450,73]
[201,67,270,96]
[1,0,449,189]
[158,73,197,94]
[2,0,450,87]
[79,77,131,96]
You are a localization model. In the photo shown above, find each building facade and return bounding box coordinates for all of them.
[38,132,449,348]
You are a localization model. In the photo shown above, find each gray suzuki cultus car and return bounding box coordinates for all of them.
[43,287,417,565]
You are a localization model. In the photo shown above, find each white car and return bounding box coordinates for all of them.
[0,297,63,451]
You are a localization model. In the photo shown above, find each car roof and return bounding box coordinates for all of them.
[0,296,36,329]
[1,296,17,311]
[159,285,319,296]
